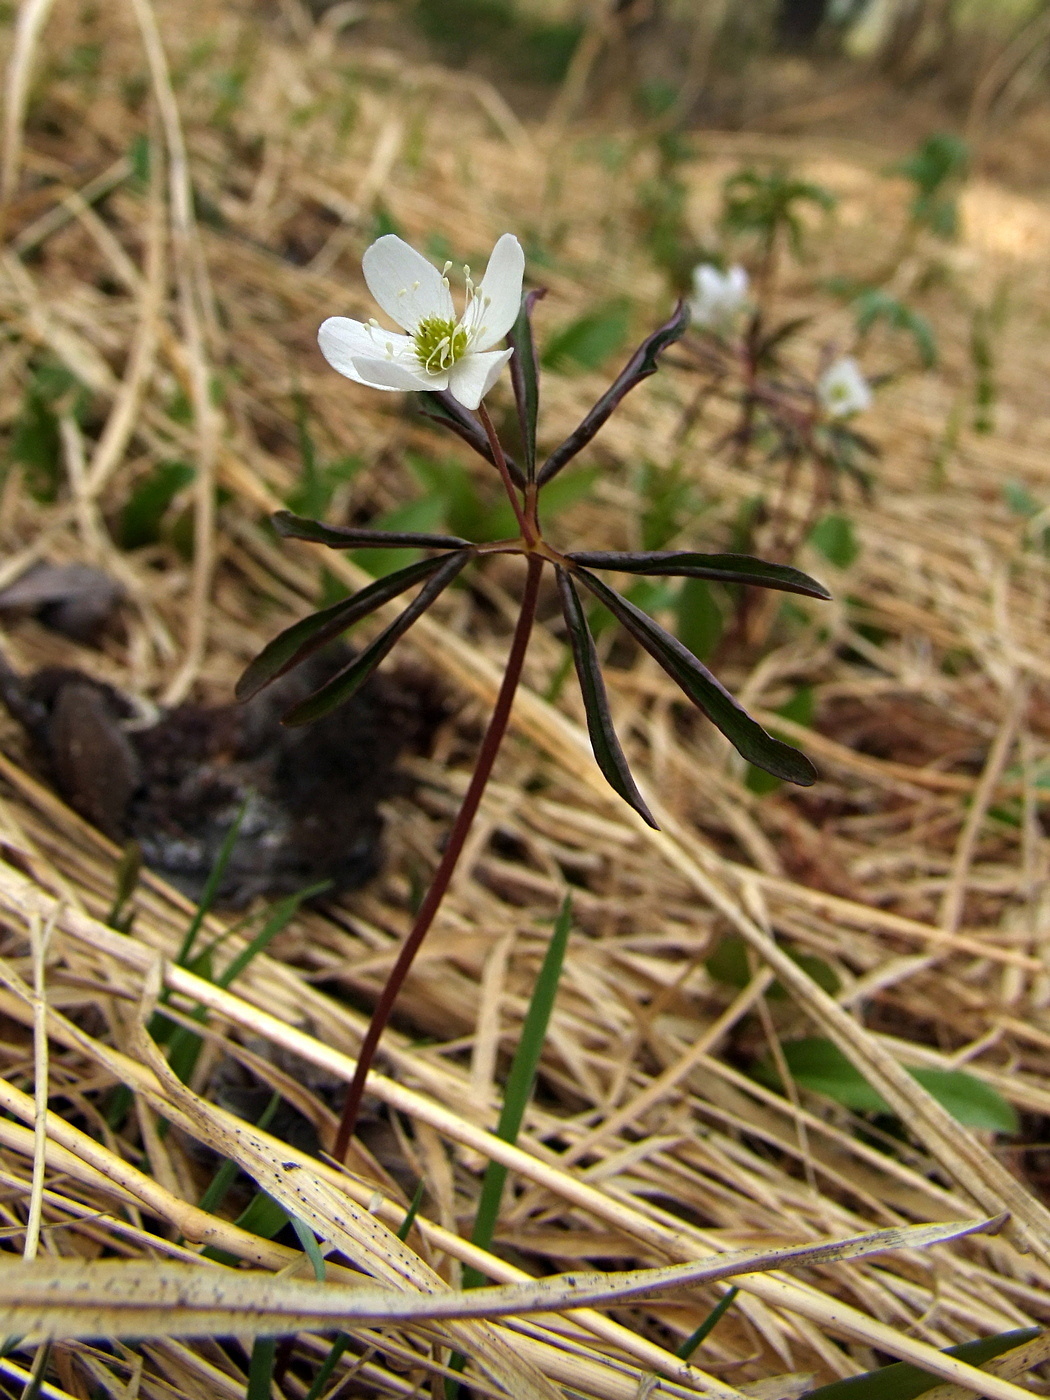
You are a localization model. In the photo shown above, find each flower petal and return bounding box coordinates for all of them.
[447,348,513,410]
[470,234,525,351]
[318,317,417,386]
[351,355,447,393]
[362,235,454,332]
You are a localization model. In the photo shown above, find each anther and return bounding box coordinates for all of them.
[442,261,453,275]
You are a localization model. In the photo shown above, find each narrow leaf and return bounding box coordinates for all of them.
[575,569,817,786]
[508,288,545,483]
[538,300,689,486]
[464,897,574,1289]
[567,550,831,599]
[272,508,469,551]
[0,1219,1003,1339]
[247,1337,277,1400]
[557,568,657,827]
[802,1329,1040,1400]
[282,551,469,726]
[767,1039,1020,1133]
[677,1286,738,1361]
[236,554,459,702]
[290,1217,326,1283]
[417,391,525,488]
[304,1335,351,1400]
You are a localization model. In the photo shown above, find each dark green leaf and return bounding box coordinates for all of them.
[353,495,451,577]
[769,1038,1019,1132]
[575,569,817,786]
[282,551,469,725]
[247,1339,277,1400]
[538,301,690,486]
[556,569,657,827]
[236,554,458,702]
[746,685,815,794]
[706,936,839,999]
[910,1069,1018,1134]
[809,513,858,569]
[118,461,195,549]
[508,289,545,482]
[542,298,631,373]
[236,1190,290,1240]
[567,550,831,599]
[407,453,517,542]
[802,1328,1038,1400]
[272,508,469,551]
[676,578,723,662]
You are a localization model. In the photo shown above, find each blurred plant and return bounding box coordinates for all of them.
[634,126,706,295]
[969,282,1009,435]
[721,166,836,297]
[892,132,970,244]
[677,262,878,572]
[244,232,830,1156]
[9,358,90,504]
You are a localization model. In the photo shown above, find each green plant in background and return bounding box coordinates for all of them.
[286,390,363,519]
[680,258,878,571]
[755,1037,1017,1134]
[893,132,970,243]
[245,231,831,1163]
[412,0,582,84]
[9,358,90,504]
[721,165,836,295]
[969,282,1009,435]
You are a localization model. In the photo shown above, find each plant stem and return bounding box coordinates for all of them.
[333,553,546,1159]
[478,402,536,545]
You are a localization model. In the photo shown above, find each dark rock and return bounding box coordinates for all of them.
[0,645,441,906]
[0,562,124,643]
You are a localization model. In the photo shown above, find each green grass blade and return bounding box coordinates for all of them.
[463,896,573,1288]
[303,1334,351,1400]
[676,1286,738,1360]
[802,1327,1040,1400]
[247,1336,277,1400]
[397,1180,426,1242]
[172,803,247,969]
[290,1217,326,1282]
[198,1092,281,1216]
[217,882,330,990]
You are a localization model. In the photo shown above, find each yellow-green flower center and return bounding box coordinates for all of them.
[414,316,468,374]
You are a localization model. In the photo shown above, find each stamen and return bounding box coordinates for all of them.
[442,261,453,275]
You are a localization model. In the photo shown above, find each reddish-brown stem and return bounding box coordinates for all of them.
[478,402,536,545]
[333,553,545,1159]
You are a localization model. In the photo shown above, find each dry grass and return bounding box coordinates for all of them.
[1,2,1050,1398]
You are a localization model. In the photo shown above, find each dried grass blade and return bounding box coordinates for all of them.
[0,1217,1003,1340]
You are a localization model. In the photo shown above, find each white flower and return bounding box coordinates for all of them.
[688,263,749,334]
[817,356,872,418]
[318,233,524,411]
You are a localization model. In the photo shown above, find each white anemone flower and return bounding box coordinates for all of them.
[688,263,749,334]
[318,233,525,411]
[817,356,873,418]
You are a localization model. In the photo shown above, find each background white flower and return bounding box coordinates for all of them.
[318,233,524,411]
[688,263,749,333]
[818,356,873,417]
